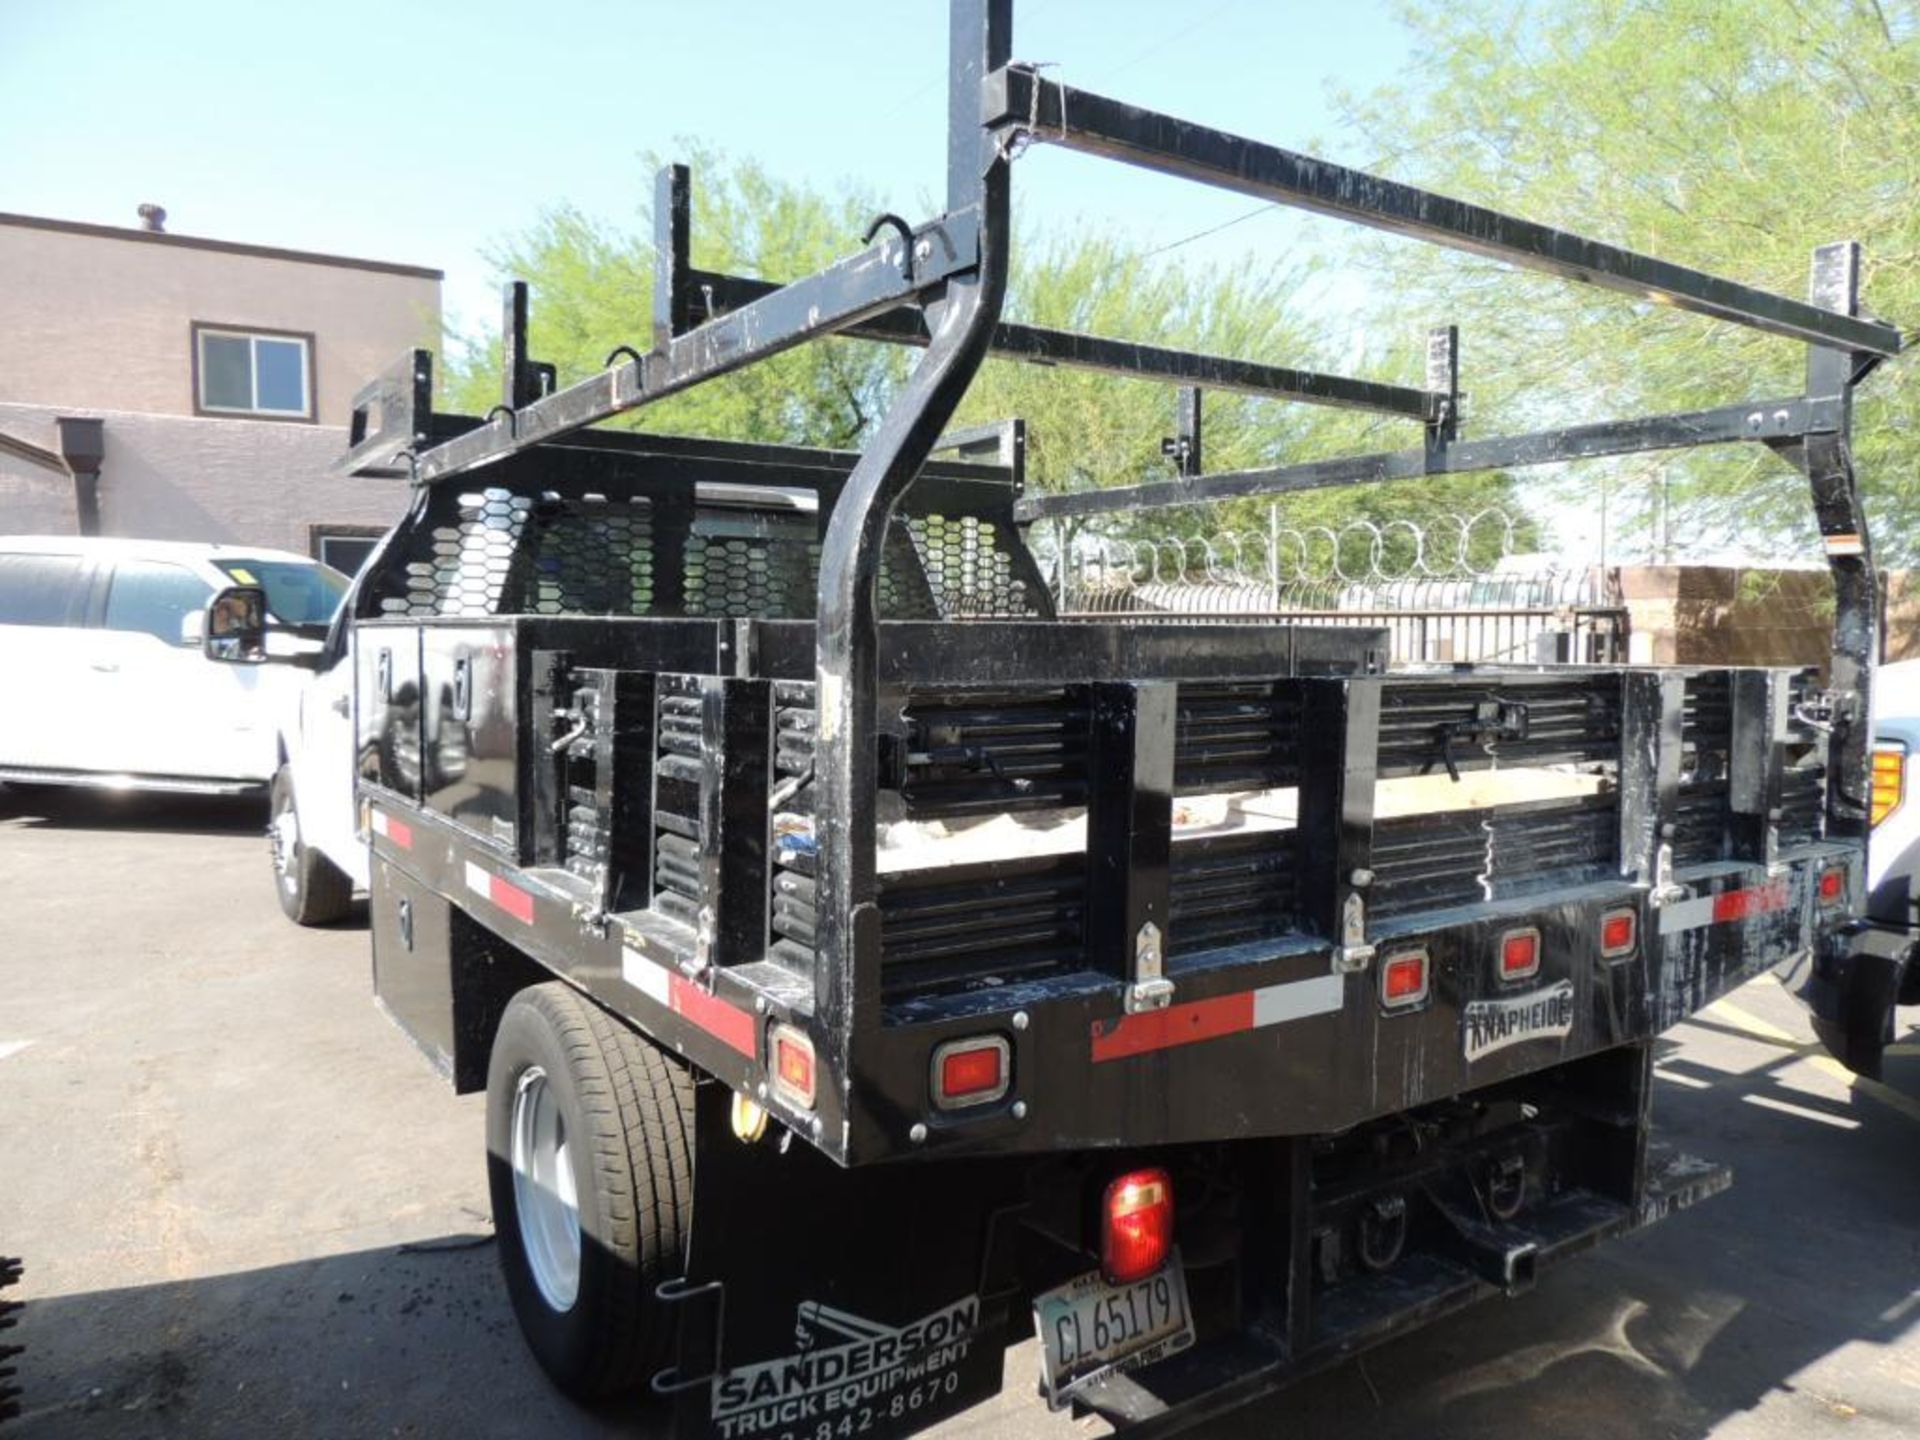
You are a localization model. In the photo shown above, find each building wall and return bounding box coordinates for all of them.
[1618,565,1920,672]
[0,401,410,555]
[0,216,439,427]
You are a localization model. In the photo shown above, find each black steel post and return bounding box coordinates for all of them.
[1161,386,1203,477]
[1729,670,1786,866]
[653,163,692,351]
[1618,674,1683,893]
[1083,683,1176,989]
[1426,324,1460,455]
[1768,242,1878,840]
[812,0,1013,1069]
[703,678,772,967]
[501,281,555,411]
[1296,680,1380,960]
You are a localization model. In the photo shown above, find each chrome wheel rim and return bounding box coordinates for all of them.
[510,1066,581,1311]
[270,795,299,893]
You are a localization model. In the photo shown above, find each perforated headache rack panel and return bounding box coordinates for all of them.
[373,487,1046,623]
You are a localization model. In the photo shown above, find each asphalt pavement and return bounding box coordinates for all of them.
[1,785,1917,1438]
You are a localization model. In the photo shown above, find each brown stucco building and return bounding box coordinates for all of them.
[0,210,441,572]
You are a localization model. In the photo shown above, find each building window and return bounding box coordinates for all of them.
[309,524,384,577]
[193,324,314,420]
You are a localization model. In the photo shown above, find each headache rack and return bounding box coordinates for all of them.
[340,0,1896,1164]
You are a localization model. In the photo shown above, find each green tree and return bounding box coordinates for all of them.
[1342,0,1920,560]
[446,144,908,447]
[448,146,1532,575]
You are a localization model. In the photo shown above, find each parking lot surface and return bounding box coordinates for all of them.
[2,786,1917,1438]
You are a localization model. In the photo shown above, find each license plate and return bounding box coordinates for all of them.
[1033,1256,1195,1408]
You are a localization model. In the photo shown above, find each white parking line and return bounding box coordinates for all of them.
[0,1040,32,1062]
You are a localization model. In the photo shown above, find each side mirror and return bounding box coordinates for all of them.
[202,584,269,665]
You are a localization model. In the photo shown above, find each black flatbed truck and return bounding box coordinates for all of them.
[211,4,1900,1434]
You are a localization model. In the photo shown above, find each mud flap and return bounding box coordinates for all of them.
[658,1084,1029,1440]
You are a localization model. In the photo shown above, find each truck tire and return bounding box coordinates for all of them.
[486,982,693,1399]
[269,766,352,926]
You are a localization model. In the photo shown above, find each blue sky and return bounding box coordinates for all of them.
[2,1,1414,350]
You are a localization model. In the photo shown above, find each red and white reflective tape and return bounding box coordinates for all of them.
[368,808,413,850]
[1091,973,1344,1064]
[621,944,757,1058]
[1657,877,1791,936]
[464,860,535,925]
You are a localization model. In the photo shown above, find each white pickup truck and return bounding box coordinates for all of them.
[265,613,365,924]
[0,536,345,796]
[1802,658,1920,1074]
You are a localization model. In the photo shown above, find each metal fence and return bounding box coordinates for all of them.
[1037,511,1628,666]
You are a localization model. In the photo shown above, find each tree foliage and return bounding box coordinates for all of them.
[1343,0,1920,561]
[447,146,1529,571]
[446,144,908,448]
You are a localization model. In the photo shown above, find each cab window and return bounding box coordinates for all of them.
[104,561,214,646]
[0,553,86,627]
[213,559,348,625]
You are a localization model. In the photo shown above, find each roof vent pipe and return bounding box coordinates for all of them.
[136,203,167,233]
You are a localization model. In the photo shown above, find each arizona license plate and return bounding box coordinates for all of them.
[1033,1256,1195,1408]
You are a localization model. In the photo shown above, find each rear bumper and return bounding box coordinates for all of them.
[1795,916,1911,1077]
[662,1050,1727,1440]
[1076,1143,1729,1437]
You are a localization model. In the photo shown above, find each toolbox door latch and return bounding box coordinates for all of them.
[1124,921,1174,1013]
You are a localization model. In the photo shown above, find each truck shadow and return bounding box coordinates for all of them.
[0,784,267,838]
[1239,1019,1920,1440]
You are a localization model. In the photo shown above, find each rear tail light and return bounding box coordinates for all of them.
[770,1024,816,1109]
[1499,927,1541,981]
[1818,866,1845,906]
[1380,949,1429,1009]
[1102,1167,1174,1284]
[1872,743,1906,827]
[1600,907,1637,959]
[931,1035,1010,1110]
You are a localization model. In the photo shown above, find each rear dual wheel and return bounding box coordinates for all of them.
[486,982,694,1398]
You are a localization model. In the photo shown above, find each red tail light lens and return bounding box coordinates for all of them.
[1102,1167,1174,1284]
[1499,927,1541,981]
[1600,908,1637,959]
[770,1024,816,1109]
[931,1035,1010,1110]
[1380,949,1429,1009]
[1818,866,1845,905]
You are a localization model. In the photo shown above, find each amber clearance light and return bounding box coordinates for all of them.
[1871,743,1906,828]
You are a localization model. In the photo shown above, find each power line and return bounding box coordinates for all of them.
[870,0,1062,128]
[1102,0,1236,83]
[1144,201,1281,259]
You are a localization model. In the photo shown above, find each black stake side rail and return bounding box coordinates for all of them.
[1017,395,1834,520]
[987,67,1903,358]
